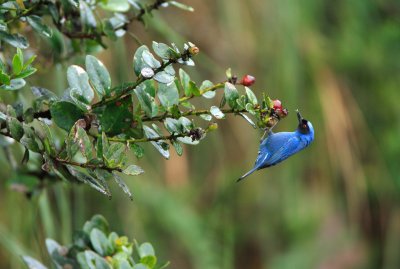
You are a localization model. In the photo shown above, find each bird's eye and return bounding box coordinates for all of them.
[302,124,307,129]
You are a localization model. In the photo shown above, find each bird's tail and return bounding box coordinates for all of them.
[237,167,258,182]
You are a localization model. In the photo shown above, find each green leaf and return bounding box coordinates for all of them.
[169,1,194,12]
[132,264,148,269]
[210,106,225,119]
[200,114,212,121]
[112,172,133,200]
[20,134,40,152]
[86,55,111,97]
[179,117,194,132]
[102,19,117,41]
[46,238,80,268]
[26,15,53,38]
[0,71,10,85]
[81,250,111,269]
[103,143,126,168]
[23,107,34,123]
[75,127,94,161]
[50,101,85,131]
[164,118,181,134]
[130,143,144,158]
[138,243,157,267]
[134,82,158,118]
[31,86,58,101]
[83,215,109,235]
[90,228,113,256]
[14,66,37,79]
[153,71,174,84]
[39,121,57,156]
[12,50,23,75]
[23,54,37,69]
[179,68,190,96]
[245,86,258,105]
[67,65,94,104]
[200,80,215,99]
[91,169,112,197]
[100,97,133,136]
[7,117,24,140]
[0,31,29,48]
[142,50,161,69]
[224,82,239,108]
[236,95,247,110]
[80,1,97,30]
[100,0,130,12]
[245,103,256,115]
[67,166,111,197]
[101,132,109,157]
[158,81,179,108]
[122,165,144,176]
[143,125,169,159]
[152,41,174,59]
[22,256,48,269]
[0,78,26,90]
[65,122,80,159]
[133,45,149,76]
[172,140,183,156]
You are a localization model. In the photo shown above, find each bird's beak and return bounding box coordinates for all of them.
[296,109,303,123]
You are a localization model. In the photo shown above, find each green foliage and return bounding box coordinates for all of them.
[0,48,37,91]
[22,215,169,269]
[0,2,283,200]
[0,0,194,56]
[0,40,282,198]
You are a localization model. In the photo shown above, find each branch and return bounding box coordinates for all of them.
[141,106,250,122]
[54,158,123,173]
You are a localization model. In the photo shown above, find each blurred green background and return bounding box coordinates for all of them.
[1,0,400,268]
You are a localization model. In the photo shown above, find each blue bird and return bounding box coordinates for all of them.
[238,110,314,181]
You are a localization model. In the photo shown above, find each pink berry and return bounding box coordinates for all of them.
[272,99,282,110]
[240,75,255,86]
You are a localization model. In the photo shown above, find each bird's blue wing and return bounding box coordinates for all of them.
[265,136,308,166]
[253,132,292,168]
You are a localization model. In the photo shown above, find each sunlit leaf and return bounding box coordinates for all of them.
[122,165,144,176]
[245,86,258,105]
[210,106,225,119]
[133,45,149,76]
[158,82,179,108]
[103,143,126,168]
[67,65,94,104]
[224,82,239,109]
[200,80,215,99]
[86,55,111,97]
[100,0,130,12]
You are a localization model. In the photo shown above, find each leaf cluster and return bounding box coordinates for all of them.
[23,214,169,269]
[0,0,194,54]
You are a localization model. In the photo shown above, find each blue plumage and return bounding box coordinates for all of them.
[238,111,314,181]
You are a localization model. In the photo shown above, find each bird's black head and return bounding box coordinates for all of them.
[297,110,310,134]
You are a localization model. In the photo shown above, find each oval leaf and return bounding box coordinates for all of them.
[67,65,94,104]
[85,55,111,97]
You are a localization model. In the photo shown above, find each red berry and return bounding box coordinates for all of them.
[240,75,255,86]
[272,99,282,110]
[276,108,288,118]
